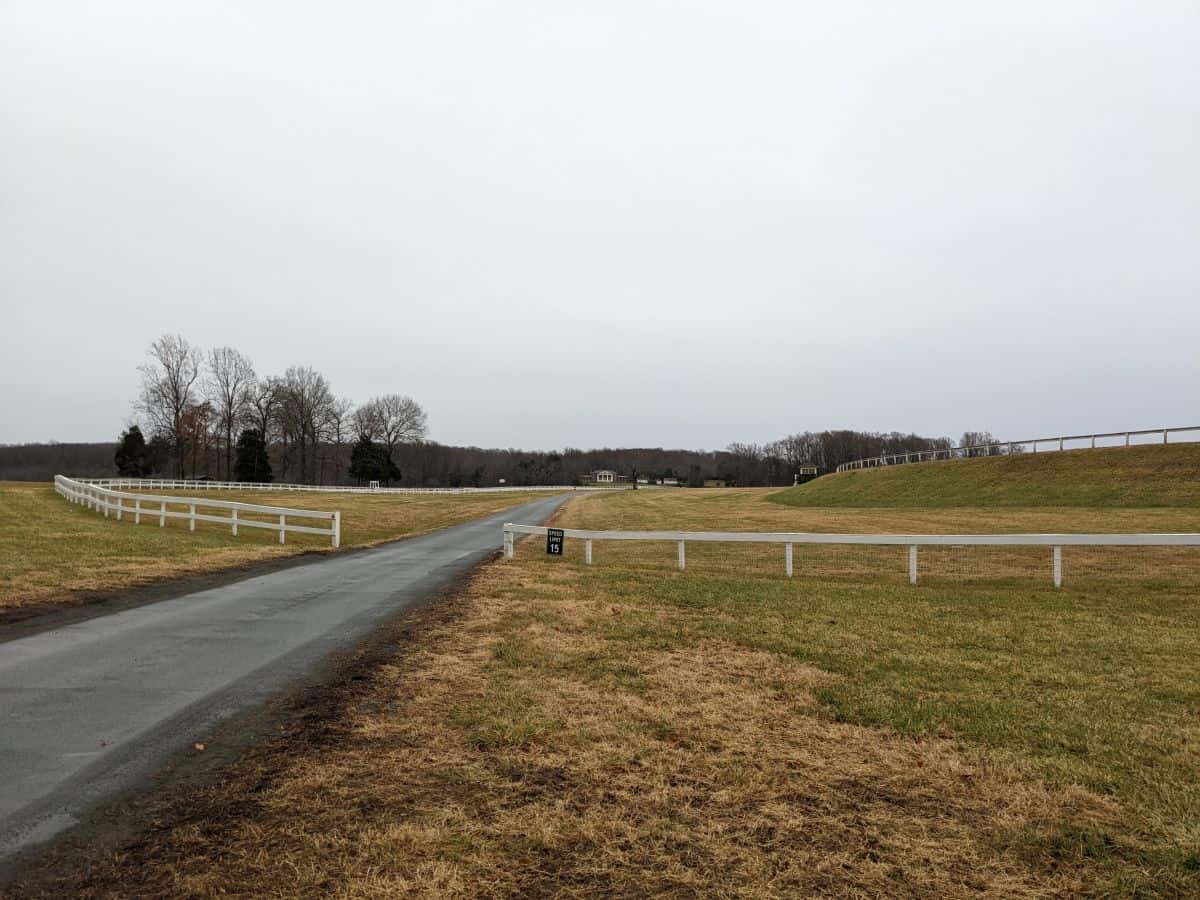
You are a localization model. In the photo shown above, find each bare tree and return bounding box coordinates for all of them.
[278,366,335,484]
[136,334,202,478]
[245,377,281,441]
[352,404,378,439]
[180,401,216,479]
[327,397,354,483]
[960,431,1000,457]
[206,347,255,480]
[360,394,428,461]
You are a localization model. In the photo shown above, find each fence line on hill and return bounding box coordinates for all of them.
[502,523,1200,588]
[80,478,614,495]
[835,425,1200,473]
[55,475,341,547]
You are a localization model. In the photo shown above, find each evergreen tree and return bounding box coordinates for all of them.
[234,428,273,483]
[348,434,377,483]
[349,434,400,484]
[114,425,152,476]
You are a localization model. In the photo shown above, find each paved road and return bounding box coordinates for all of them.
[0,493,567,861]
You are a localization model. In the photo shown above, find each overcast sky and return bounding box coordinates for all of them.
[2,2,1197,450]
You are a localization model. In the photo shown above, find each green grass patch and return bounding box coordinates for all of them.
[771,443,1200,508]
[512,551,1200,892]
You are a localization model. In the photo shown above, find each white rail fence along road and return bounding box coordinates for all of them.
[83,478,615,495]
[836,425,1200,472]
[502,523,1200,588]
[56,475,341,547]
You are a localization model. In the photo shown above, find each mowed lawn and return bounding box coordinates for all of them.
[772,442,1200,508]
[33,485,1200,897]
[0,482,563,610]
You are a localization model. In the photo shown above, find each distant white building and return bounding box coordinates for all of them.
[583,469,629,485]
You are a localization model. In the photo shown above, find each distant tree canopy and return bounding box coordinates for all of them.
[234,429,273,483]
[114,425,152,477]
[9,332,1010,487]
[348,434,400,485]
[8,426,1008,486]
[126,333,427,485]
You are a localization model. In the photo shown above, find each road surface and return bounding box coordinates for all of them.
[0,492,568,862]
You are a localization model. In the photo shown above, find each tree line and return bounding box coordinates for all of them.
[121,334,427,484]
[103,425,1007,488]
[5,428,1005,487]
[718,429,1006,485]
[4,335,1007,486]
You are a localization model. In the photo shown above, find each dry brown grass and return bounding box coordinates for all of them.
[557,486,1200,534]
[0,482,561,610]
[8,488,1196,896]
[544,488,1200,589]
[15,539,1135,898]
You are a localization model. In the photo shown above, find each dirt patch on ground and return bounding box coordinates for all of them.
[5,556,1127,898]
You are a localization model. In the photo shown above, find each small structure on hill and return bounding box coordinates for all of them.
[793,466,818,486]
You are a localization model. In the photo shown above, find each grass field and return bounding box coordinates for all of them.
[0,482,563,610]
[25,464,1200,897]
[772,443,1200,508]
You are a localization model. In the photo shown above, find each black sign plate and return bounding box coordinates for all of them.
[546,528,564,555]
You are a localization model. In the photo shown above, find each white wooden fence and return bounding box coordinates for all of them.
[56,475,341,547]
[502,523,1200,587]
[835,425,1200,472]
[82,478,614,495]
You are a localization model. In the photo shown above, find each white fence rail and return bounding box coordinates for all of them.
[502,523,1200,588]
[835,425,1200,472]
[82,478,614,495]
[56,475,341,547]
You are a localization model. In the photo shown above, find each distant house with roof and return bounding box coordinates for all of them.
[582,469,629,485]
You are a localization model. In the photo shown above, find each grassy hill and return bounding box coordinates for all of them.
[770,443,1200,508]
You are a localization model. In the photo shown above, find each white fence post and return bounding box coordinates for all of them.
[59,475,340,546]
[585,539,593,565]
[1053,546,1062,588]
[677,540,686,570]
[785,542,793,577]
[909,545,918,585]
